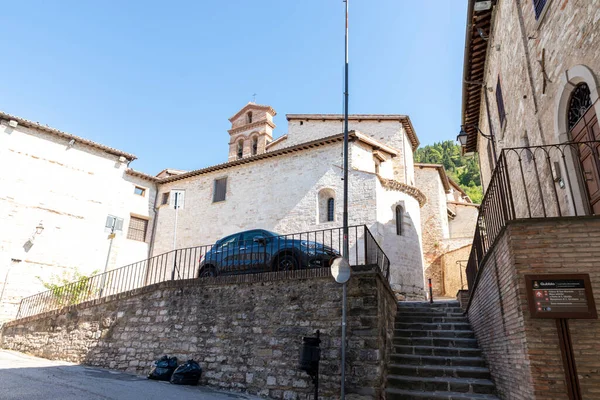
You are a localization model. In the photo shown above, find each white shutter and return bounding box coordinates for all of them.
[170,190,185,209]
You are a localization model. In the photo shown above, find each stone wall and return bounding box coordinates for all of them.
[0,119,156,322]
[467,217,600,399]
[1,265,397,400]
[475,0,600,192]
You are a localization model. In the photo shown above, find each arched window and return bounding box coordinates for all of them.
[252,137,258,156]
[396,205,403,235]
[237,139,244,159]
[327,198,335,222]
[247,111,253,124]
[318,188,335,223]
[567,83,592,131]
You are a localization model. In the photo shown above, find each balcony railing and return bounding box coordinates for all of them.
[16,225,390,320]
[466,141,600,292]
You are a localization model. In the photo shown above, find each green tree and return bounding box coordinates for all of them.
[415,140,483,204]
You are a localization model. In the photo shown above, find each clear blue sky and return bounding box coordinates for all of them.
[1,1,467,175]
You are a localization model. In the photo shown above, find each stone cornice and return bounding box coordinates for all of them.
[377,176,427,207]
[228,119,276,135]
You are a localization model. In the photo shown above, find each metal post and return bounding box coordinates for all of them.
[171,192,179,280]
[0,259,20,310]
[314,330,320,400]
[341,2,349,399]
[100,221,116,297]
[429,278,433,304]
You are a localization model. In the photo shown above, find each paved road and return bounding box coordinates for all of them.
[0,350,264,400]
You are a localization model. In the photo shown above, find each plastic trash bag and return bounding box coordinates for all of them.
[148,355,178,381]
[170,359,202,385]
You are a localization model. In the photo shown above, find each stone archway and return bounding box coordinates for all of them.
[554,65,600,214]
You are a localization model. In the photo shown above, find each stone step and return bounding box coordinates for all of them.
[386,388,500,400]
[396,311,466,318]
[390,354,487,368]
[398,307,465,313]
[387,375,496,395]
[396,322,472,331]
[398,301,461,308]
[389,364,491,380]
[399,316,469,323]
[394,345,482,358]
[394,337,479,348]
[394,329,475,339]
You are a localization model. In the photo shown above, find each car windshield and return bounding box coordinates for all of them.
[262,230,280,237]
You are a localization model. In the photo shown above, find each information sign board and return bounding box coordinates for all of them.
[525,274,597,319]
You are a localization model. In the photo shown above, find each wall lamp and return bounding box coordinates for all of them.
[457,124,498,162]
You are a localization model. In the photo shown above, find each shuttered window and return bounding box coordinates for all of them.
[533,0,547,20]
[213,177,227,202]
[496,77,506,128]
[127,216,148,242]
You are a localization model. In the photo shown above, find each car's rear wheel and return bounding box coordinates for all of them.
[275,254,298,271]
[198,266,217,278]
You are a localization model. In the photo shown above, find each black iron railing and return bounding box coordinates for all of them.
[16,225,390,319]
[466,141,600,292]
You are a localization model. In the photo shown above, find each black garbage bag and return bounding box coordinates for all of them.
[148,355,178,381]
[170,359,202,385]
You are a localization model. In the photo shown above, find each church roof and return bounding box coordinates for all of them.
[159,131,398,184]
[0,110,137,161]
[286,114,420,151]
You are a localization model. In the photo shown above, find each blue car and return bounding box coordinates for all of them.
[197,229,340,277]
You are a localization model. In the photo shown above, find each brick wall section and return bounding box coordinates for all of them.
[468,217,600,399]
[1,265,396,400]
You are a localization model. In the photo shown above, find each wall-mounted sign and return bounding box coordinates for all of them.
[525,274,597,319]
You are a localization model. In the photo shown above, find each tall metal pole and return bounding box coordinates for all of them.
[341,1,349,399]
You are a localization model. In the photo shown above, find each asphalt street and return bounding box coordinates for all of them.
[0,350,264,400]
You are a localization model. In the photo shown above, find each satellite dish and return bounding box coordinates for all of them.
[330,257,351,284]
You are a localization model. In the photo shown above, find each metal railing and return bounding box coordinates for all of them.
[16,225,390,319]
[466,141,600,292]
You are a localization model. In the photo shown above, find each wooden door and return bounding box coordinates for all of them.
[570,106,600,215]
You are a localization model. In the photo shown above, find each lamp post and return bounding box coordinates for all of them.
[457,124,498,163]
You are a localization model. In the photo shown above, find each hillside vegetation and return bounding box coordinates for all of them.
[415,140,483,204]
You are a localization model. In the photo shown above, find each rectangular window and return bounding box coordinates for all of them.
[127,216,148,242]
[161,192,170,205]
[533,0,547,20]
[496,77,506,128]
[213,177,227,202]
[134,186,146,196]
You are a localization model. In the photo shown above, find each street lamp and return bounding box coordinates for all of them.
[457,124,498,163]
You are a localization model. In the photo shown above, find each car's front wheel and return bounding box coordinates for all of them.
[275,254,298,272]
[198,266,217,278]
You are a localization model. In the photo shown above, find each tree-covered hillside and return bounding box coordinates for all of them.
[415,140,483,203]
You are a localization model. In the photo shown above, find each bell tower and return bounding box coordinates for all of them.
[228,103,276,161]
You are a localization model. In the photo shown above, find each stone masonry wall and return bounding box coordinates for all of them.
[468,217,600,399]
[476,0,600,191]
[1,266,396,400]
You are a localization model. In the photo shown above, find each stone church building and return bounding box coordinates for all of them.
[0,103,476,321]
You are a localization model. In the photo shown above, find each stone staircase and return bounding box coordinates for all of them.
[386,300,499,400]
